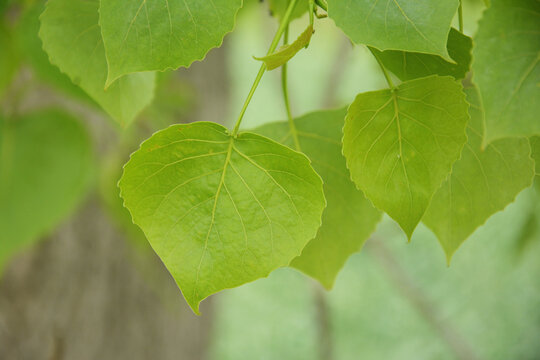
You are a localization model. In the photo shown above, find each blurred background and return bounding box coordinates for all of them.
[1,0,539,359]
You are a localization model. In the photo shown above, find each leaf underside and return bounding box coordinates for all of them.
[423,86,535,262]
[256,109,382,289]
[472,0,540,143]
[343,75,469,238]
[120,122,326,314]
[372,28,472,81]
[328,0,458,59]
[39,0,155,126]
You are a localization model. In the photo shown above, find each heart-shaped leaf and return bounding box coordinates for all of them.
[39,0,155,126]
[256,109,382,288]
[423,86,535,262]
[99,0,242,85]
[119,122,326,314]
[343,75,469,237]
[327,0,458,59]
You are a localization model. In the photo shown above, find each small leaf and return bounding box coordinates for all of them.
[371,28,472,81]
[343,75,469,237]
[423,86,535,262]
[119,122,326,314]
[99,0,242,86]
[255,109,382,289]
[39,0,155,126]
[327,0,458,59]
[472,0,540,143]
[0,110,94,271]
[254,25,314,70]
[268,0,310,19]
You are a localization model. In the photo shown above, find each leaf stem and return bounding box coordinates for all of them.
[309,0,315,26]
[458,0,464,33]
[282,24,302,152]
[314,0,328,12]
[231,0,300,137]
[369,47,395,89]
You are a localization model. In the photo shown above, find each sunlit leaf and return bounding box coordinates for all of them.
[39,0,155,126]
[119,122,326,314]
[256,109,382,288]
[99,0,242,86]
[343,75,469,237]
[0,110,94,270]
[254,25,313,70]
[472,0,540,143]
[423,86,535,262]
[327,0,458,59]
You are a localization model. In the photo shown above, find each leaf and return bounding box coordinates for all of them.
[255,109,382,289]
[531,135,540,189]
[254,25,313,70]
[268,0,310,19]
[423,86,535,262]
[472,0,540,143]
[39,0,156,126]
[14,2,90,102]
[342,75,469,238]
[371,28,472,81]
[0,110,94,271]
[327,0,458,59]
[119,122,326,314]
[99,0,242,86]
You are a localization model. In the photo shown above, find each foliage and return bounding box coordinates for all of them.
[0,0,538,313]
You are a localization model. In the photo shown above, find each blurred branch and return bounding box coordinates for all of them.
[366,238,481,360]
[311,280,333,360]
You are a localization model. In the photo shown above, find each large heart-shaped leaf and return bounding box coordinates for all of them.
[0,110,93,270]
[342,75,469,237]
[423,86,535,262]
[99,0,243,86]
[256,109,382,288]
[39,0,155,126]
[472,0,540,143]
[327,0,458,59]
[119,122,326,313]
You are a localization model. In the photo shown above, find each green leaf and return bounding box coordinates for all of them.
[342,75,469,237]
[472,0,540,143]
[255,109,382,289]
[14,2,90,102]
[39,0,156,126]
[254,25,313,70]
[0,110,94,271]
[371,28,472,81]
[268,0,310,19]
[327,0,458,59]
[119,122,326,314]
[423,86,535,262]
[99,0,242,86]
[0,23,18,97]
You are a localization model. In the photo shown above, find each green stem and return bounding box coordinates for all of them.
[314,0,328,12]
[369,46,395,89]
[232,0,299,137]
[309,0,315,26]
[282,24,302,152]
[458,0,464,33]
